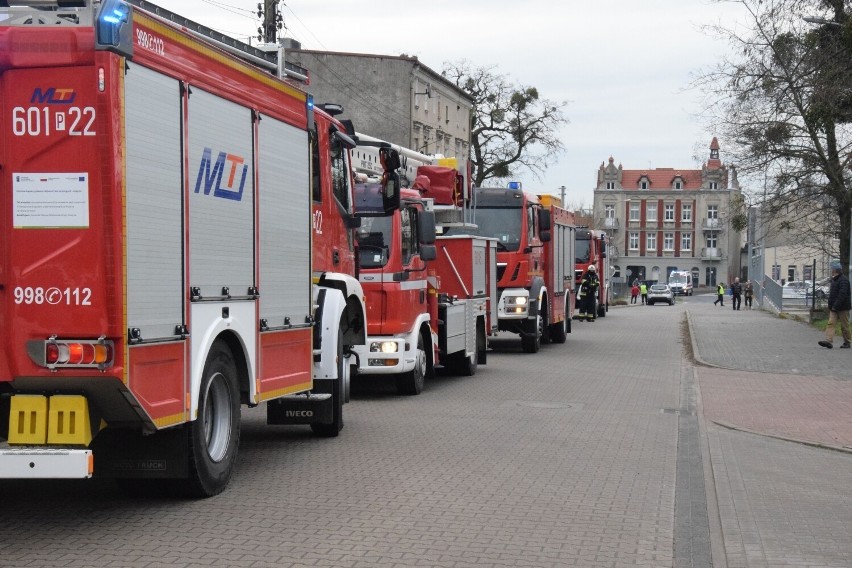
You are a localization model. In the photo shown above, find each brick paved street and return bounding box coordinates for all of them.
[0,295,850,567]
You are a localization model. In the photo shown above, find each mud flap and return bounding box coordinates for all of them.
[91,427,189,479]
[267,392,333,425]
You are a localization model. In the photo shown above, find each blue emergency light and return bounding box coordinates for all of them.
[507,181,522,190]
[96,0,132,56]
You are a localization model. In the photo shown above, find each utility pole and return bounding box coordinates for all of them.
[559,185,566,205]
[260,0,281,44]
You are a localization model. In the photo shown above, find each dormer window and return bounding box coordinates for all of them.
[638,176,650,190]
[606,181,616,190]
[673,177,683,190]
[708,181,718,190]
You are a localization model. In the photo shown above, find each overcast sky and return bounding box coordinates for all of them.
[155,0,747,206]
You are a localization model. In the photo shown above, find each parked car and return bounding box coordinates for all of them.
[647,284,674,306]
[781,280,814,299]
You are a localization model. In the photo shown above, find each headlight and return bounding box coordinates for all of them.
[370,341,398,353]
[507,296,527,306]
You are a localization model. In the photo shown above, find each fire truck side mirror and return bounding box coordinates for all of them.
[540,230,552,243]
[600,238,607,258]
[382,172,401,214]
[418,211,437,245]
[538,209,552,231]
[419,245,437,262]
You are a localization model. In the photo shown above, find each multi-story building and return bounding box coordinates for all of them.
[592,138,742,290]
[285,44,473,172]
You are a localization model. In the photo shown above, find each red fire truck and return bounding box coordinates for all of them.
[454,185,576,353]
[353,155,496,395]
[0,0,391,496]
[574,228,611,318]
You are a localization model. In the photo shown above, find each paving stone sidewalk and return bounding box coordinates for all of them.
[686,298,852,568]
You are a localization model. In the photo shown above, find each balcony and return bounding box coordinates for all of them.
[701,247,723,260]
[702,218,722,230]
[603,217,619,230]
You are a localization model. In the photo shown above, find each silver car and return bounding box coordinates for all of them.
[647,284,674,306]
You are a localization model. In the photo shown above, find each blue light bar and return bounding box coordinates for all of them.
[507,181,522,190]
[96,0,130,49]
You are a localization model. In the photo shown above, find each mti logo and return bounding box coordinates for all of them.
[30,88,76,104]
[194,147,248,201]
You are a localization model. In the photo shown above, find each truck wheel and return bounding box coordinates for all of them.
[396,332,426,395]
[521,314,542,353]
[311,329,345,437]
[549,307,568,344]
[180,341,241,498]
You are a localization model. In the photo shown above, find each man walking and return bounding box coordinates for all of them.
[731,277,743,311]
[713,282,725,306]
[819,262,851,349]
[639,281,648,305]
[744,280,754,309]
[576,264,599,321]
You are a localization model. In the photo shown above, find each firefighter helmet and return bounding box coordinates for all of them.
[587,264,596,272]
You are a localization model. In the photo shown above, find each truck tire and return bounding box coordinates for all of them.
[521,313,542,353]
[311,328,345,437]
[396,332,426,395]
[549,303,568,344]
[180,341,241,498]
[449,320,483,377]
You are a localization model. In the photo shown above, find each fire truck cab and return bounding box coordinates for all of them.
[456,186,576,353]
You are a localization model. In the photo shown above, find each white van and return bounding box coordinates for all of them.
[668,270,693,296]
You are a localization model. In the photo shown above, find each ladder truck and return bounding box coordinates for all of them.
[446,185,576,353]
[0,0,397,496]
[352,141,496,395]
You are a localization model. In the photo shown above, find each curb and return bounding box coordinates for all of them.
[710,419,852,455]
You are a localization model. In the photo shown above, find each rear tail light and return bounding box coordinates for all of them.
[30,337,114,370]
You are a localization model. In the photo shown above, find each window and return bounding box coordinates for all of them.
[629,202,640,221]
[646,233,657,251]
[674,180,683,190]
[682,204,692,222]
[330,138,350,210]
[709,181,719,190]
[664,204,675,221]
[707,205,719,219]
[646,202,657,221]
[681,233,692,251]
[606,181,616,190]
[787,265,796,282]
[640,180,648,190]
[706,233,717,248]
[605,204,615,219]
[664,232,674,251]
[629,232,639,250]
[400,207,418,264]
[527,205,537,244]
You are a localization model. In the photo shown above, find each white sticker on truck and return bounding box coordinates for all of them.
[13,173,89,228]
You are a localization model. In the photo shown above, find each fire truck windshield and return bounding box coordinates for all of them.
[357,216,393,267]
[446,206,523,251]
[575,236,591,263]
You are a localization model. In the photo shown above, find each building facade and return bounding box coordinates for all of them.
[592,138,742,290]
[286,47,472,167]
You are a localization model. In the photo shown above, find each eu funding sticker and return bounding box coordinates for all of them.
[13,173,89,229]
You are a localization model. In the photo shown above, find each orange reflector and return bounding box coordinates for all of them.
[88,452,94,475]
[93,344,109,364]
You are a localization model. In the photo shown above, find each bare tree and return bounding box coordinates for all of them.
[697,0,852,273]
[442,60,568,187]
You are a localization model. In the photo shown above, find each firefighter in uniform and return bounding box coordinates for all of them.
[577,264,600,322]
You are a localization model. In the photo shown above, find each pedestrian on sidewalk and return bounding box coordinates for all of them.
[630,283,639,304]
[744,280,754,309]
[731,277,743,310]
[640,282,648,305]
[713,282,725,306]
[818,262,851,349]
